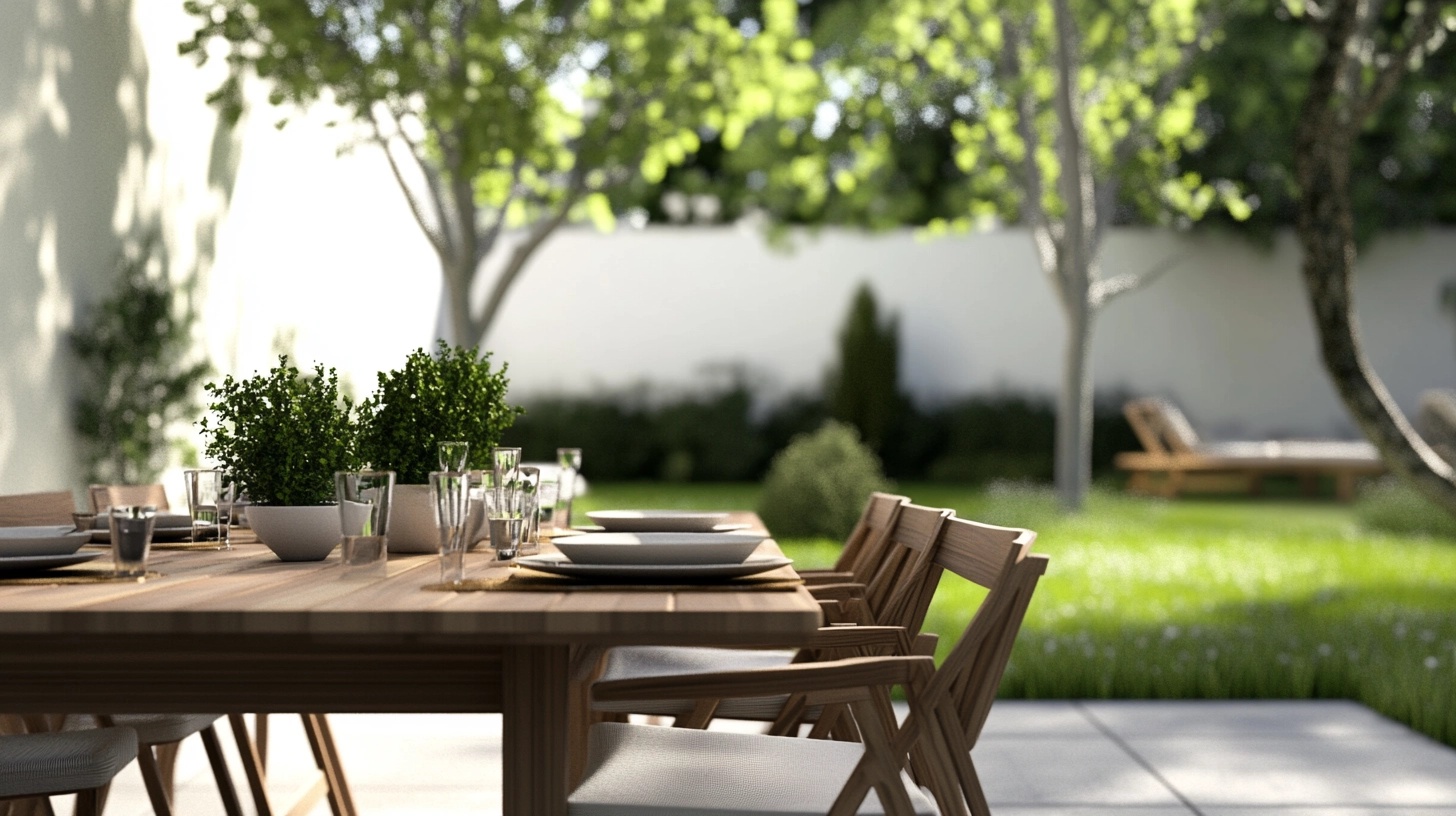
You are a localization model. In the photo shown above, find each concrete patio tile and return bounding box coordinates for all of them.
[978,735,1184,807]
[1200,809,1456,815]
[981,700,1105,737]
[1083,699,1414,739]
[1124,734,1456,807]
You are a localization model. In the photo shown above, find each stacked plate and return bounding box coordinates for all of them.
[518,510,791,579]
[89,513,199,543]
[0,526,101,572]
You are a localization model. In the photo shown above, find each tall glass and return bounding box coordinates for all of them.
[108,505,155,579]
[484,478,527,562]
[431,470,472,585]
[336,470,395,576]
[492,446,521,487]
[183,469,228,546]
[556,447,582,528]
[517,466,542,557]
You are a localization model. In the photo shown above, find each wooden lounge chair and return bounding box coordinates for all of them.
[572,525,1050,816]
[1115,397,1385,501]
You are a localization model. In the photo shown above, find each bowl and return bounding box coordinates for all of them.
[554,532,766,566]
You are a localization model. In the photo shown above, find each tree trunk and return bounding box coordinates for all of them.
[1294,8,1456,516]
[439,252,482,349]
[1055,299,1095,511]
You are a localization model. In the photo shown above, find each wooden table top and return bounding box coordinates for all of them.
[0,514,821,648]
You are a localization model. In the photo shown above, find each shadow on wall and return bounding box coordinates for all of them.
[0,0,144,494]
[0,1,242,496]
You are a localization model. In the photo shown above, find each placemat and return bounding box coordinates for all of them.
[424,568,802,593]
[0,570,165,586]
[85,540,228,552]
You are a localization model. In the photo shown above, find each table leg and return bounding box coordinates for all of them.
[503,645,571,816]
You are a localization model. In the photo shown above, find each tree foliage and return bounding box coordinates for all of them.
[181,0,816,346]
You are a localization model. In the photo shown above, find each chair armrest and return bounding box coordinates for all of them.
[807,582,866,602]
[913,633,938,656]
[800,571,858,586]
[591,655,934,704]
[805,625,916,655]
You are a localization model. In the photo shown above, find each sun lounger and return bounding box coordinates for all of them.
[1114,398,1384,501]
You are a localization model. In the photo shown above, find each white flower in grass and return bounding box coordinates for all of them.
[1425,656,1440,670]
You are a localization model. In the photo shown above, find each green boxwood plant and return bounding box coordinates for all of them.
[357,342,522,485]
[198,357,359,506]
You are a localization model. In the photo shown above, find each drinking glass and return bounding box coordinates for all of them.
[438,440,470,473]
[183,469,225,545]
[108,505,156,579]
[517,466,542,557]
[556,447,582,528]
[215,475,237,548]
[431,470,472,585]
[492,447,522,486]
[484,479,527,562]
[536,476,561,537]
[336,470,395,576]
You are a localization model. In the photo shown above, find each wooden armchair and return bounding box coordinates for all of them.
[1115,397,1384,500]
[89,484,170,513]
[572,535,1050,816]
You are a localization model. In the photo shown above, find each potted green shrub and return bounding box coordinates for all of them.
[199,358,360,561]
[357,342,521,552]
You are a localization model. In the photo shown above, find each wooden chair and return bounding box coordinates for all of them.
[797,491,910,587]
[0,725,138,816]
[89,484,169,513]
[0,492,75,527]
[571,523,1050,816]
[1115,397,1384,501]
[70,715,245,816]
[588,503,958,731]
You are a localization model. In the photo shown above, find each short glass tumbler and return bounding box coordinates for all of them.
[336,470,395,576]
[484,482,526,562]
[183,468,225,546]
[108,505,156,579]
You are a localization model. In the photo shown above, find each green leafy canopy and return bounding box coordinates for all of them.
[198,358,360,506]
[356,341,522,485]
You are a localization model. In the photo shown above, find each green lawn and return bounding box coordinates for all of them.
[577,481,1456,748]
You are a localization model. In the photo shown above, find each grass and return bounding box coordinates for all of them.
[576,481,1456,748]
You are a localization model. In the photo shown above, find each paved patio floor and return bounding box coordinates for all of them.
[76,700,1456,815]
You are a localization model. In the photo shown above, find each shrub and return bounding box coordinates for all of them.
[1356,479,1456,539]
[356,342,521,484]
[757,421,890,539]
[198,358,359,506]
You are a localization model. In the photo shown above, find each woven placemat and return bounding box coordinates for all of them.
[0,570,164,586]
[425,569,802,593]
[85,539,227,551]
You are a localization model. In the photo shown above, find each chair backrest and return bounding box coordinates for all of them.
[833,492,910,579]
[1124,397,1200,455]
[859,503,954,632]
[89,484,170,513]
[0,491,75,526]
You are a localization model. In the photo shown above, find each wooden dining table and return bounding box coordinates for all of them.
[0,513,822,815]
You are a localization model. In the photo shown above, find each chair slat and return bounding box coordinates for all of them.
[0,491,75,527]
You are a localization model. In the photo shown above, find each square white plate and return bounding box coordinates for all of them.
[555,532,766,566]
[586,510,732,533]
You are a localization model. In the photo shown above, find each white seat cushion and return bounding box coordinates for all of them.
[0,727,138,797]
[593,646,799,720]
[569,722,938,816]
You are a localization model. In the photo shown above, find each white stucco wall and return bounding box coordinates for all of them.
[3,1,1454,497]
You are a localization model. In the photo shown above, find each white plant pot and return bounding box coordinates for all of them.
[387,484,489,554]
[247,505,341,562]
[387,485,440,554]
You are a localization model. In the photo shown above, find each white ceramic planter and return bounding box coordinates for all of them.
[387,483,488,553]
[247,505,341,561]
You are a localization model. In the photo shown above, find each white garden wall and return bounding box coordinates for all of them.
[3,1,1453,496]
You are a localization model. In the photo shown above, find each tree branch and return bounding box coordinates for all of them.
[368,107,449,259]
[1000,11,1061,282]
[1050,0,1096,310]
[1089,252,1185,307]
[1355,0,1443,124]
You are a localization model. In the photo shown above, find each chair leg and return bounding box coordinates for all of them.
[301,714,356,816]
[74,789,101,816]
[135,746,175,816]
[200,725,246,816]
[227,713,275,816]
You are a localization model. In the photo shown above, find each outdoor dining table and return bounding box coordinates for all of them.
[0,512,822,815]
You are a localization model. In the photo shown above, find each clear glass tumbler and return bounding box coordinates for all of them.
[108,505,156,579]
[484,480,526,562]
[336,470,395,576]
[438,440,470,472]
[556,447,582,528]
[517,466,542,557]
[431,470,472,585]
[183,469,224,546]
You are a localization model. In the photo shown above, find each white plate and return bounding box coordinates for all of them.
[0,552,103,573]
[0,528,92,557]
[586,510,732,533]
[90,516,200,544]
[555,532,767,566]
[516,554,793,580]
